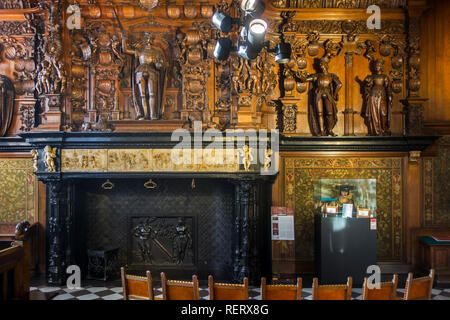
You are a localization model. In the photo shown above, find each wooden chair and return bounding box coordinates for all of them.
[160,272,200,300]
[362,274,399,300]
[312,277,353,300]
[260,277,302,300]
[121,267,154,300]
[403,269,435,300]
[208,275,249,300]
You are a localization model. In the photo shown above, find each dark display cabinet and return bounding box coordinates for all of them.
[314,214,377,286]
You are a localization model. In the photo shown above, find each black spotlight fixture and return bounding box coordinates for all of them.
[212,11,234,33]
[247,18,267,50]
[241,0,266,17]
[214,38,233,61]
[274,42,292,64]
[237,42,259,60]
[211,0,288,64]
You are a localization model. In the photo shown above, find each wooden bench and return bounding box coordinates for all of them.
[0,244,27,299]
[0,222,39,300]
[412,227,450,285]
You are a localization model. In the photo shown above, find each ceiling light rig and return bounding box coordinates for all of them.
[212,0,291,64]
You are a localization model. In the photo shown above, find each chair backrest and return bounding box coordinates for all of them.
[312,277,353,300]
[121,267,154,300]
[260,277,302,300]
[208,275,249,300]
[0,245,26,300]
[403,269,435,300]
[362,274,398,300]
[161,272,200,300]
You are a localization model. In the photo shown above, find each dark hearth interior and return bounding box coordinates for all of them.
[75,178,235,281]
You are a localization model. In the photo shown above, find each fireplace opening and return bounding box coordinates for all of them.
[74,178,235,281]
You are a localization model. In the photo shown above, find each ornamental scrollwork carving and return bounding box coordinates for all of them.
[282,20,405,35]
[36,1,66,96]
[176,22,213,126]
[272,0,407,9]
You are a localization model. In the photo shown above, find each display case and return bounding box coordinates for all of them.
[314,179,377,218]
[314,179,378,285]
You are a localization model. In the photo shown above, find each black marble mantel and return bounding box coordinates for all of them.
[8,131,440,152]
[12,132,283,286]
[3,132,439,285]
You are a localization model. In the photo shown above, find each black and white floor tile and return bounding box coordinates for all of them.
[29,285,450,301]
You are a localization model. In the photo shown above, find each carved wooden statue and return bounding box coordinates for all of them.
[301,58,342,136]
[362,59,393,136]
[0,75,15,137]
[122,32,166,120]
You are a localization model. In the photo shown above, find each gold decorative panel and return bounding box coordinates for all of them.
[61,149,240,172]
[61,149,108,172]
[284,157,403,261]
[0,158,38,224]
[423,136,450,226]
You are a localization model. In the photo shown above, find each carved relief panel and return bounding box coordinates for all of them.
[0,0,428,136]
[279,13,407,136]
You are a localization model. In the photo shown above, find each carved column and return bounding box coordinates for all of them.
[342,34,360,136]
[404,151,422,264]
[402,1,429,136]
[44,179,71,285]
[232,179,265,284]
[36,0,66,131]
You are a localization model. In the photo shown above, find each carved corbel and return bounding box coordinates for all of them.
[409,150,421,163]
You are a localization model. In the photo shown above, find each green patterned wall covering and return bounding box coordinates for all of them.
[0,158,38,225]
[423,136,450,226]
[284,157,403,262]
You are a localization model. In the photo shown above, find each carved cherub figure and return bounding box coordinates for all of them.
[31,149,38,172]
[43,145,57,172]
[238,145,254,172]
[264,148,273,170]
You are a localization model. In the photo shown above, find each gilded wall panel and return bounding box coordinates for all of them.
[0,158,38,224]
[423,136,450,226]
[284,157,403,261]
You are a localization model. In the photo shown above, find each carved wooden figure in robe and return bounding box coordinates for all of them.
[122,32,166,120]
[363,59,393,136]
[0,75,15,137]
[301,58,342,136]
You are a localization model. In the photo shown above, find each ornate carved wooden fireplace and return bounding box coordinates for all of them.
[20,132,275,285]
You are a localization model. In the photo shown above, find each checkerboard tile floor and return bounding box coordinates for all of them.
[30,285,450,300]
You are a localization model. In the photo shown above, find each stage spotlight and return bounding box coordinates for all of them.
[240,26,248,39]
[241,0,265,16]
[237,42,259,60]
[275,42,292,64]
[214,38,233,60]
[212,11,234,33]
[247,19,267,49]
